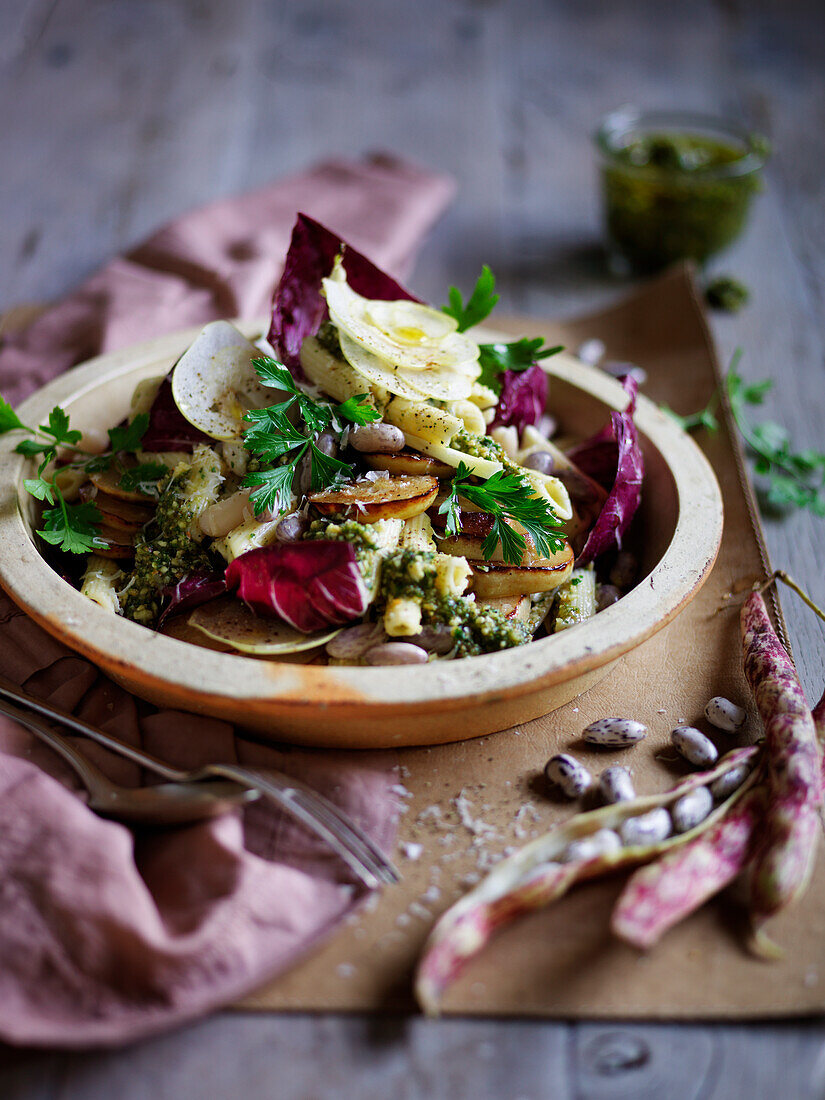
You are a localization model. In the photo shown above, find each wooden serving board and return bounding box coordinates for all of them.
[238,266,825,1019]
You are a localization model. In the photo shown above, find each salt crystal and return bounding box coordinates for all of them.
[409,901,430,919]
[421,884,441,903]
[396,913,412,927]
[401,842,423,861]
[336,963,356,979]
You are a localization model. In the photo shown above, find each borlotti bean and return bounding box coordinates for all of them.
[671,726,719,767]
[561,829,622,863]
[710,763,752,801]
[415,746,761,1015]
[671,786,714,833]
[544,754,593,798]
[349,423,405,453]
[619,808,672,847]
[365,642,428,666]
[583,717,647,748]
[599,766,636,804]
[705,696,747,733]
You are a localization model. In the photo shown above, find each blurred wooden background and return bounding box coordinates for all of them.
[2,0,825,1096]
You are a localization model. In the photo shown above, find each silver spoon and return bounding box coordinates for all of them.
[0,693,259,825]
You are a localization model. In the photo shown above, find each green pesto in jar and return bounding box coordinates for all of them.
[602,131,764,272]
[120,470,215,627]
[379,548,530,657]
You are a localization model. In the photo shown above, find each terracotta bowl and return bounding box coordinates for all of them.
[0,322,723,748]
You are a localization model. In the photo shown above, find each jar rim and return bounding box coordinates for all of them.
[595,107,769,180]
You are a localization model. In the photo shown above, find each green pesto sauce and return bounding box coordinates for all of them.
[603,132,764,272]
[306,516,379,559]
[120,470,214,627]
[452,428,505,463]
[316,321,345,361]
[379,549,530,657]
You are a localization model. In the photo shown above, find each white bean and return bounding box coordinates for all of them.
[275,512,307,542]
[409,625,455,655]
[711,764,752,801]
[522,451,555,476]
[544,754,592,798]
[671,725,719,767]
[198,489,253,537]
[364,642,429,666]
[619,807,671,847]
[326,622,386,659]
[576,338,606,367]
[583,717,647,748]
[349,423,405,453]
[671,786,714,833]
[599,766,635,804]
[704,697,746,733]
[560,829,622,863]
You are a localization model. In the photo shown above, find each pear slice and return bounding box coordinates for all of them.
[171,321,279,440]
[189,597,339,655]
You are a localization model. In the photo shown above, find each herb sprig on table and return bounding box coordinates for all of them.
[241,357,380,516]
[441,267,563,394]
[0,396,160,554]
[663,351,825,516]
[439,461,567,564]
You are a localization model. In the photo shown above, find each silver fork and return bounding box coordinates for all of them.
[0,674,399,889]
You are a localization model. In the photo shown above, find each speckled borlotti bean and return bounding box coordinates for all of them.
[583,717,647,748]
[560,829,622,863]
[349,423,405,453]
[619,807,671,847]
[599,766,636,804]
[671,786,714,833]
[710,763,752,801]
[544,754,592,798]
[704,696,746,733]
[364,642,429,666]
[671,726,719,768]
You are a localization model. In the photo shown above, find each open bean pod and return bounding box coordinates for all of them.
[415,746,761,1015]
[611,784,766,950]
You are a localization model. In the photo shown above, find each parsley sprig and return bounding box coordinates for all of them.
[442,265,499,332]
[440,267,563,393]
[0,396,160,554]
[439,461,567,565]
[663,351,825,516]
[241,357,380,515]
[477,338,564,395]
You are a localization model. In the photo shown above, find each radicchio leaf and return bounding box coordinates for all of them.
[489,363,549,435]
[157,572,227,628]
[566,375,644,565]
[142,376,209,453]
[269,213,419,376]
[225,540,369,634]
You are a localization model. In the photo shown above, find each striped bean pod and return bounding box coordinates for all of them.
[612,784,765,950]
[741,591,822,943]
[414,746,760,1015]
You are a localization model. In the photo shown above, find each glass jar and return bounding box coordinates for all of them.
[595,107,769,274]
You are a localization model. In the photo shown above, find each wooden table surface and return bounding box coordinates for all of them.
[2,0,825,1095]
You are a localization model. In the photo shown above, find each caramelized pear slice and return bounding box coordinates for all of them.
[309,474,438,522]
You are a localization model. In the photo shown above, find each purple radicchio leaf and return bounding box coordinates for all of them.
[224,540,369,634]
[268,213,419,378]
[141,376,210,453]
[489,363,549,436]
[158,572,227,628]
[566,375,644,565]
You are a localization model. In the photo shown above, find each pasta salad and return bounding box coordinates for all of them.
[3,216,644,665]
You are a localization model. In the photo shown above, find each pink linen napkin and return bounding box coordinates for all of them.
[0,154,455,1048]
